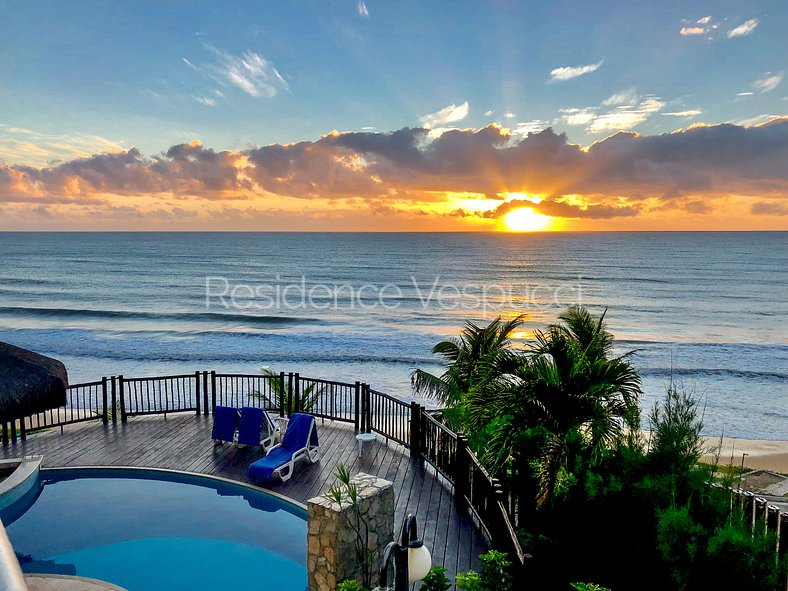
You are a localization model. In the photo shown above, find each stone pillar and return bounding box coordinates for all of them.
[307,473,394,591]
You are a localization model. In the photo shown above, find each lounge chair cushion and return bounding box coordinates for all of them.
[237,406,265,446]
[247,413,318,481]
[211,406,238,442]
[247,447,294,481]
[281,413,319,450]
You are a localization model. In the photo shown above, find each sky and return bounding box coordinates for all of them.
[0,0,787,231]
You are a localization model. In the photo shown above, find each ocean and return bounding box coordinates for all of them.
[0,232,785,439]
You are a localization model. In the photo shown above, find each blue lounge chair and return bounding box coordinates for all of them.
[247,413,320,482]
[212,406,238,443]
[237,406,279,451]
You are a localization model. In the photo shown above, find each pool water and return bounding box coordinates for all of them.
[1,468,308,591]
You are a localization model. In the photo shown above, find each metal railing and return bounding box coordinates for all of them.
[3,370,526,570]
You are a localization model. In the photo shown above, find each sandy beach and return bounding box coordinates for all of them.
[702,436,788,474]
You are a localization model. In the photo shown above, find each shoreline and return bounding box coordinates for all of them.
[701,435,788,474]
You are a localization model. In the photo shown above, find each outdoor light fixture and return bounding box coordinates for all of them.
[379,513,432,591]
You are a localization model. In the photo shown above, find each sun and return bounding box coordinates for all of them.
[502,207,551,232]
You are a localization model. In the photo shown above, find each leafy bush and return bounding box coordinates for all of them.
[336,579,367,591]
[702,523,786,591]
[648,383,704,479]
[570,584,611,591]
[420,566,452,591]
[455,570,482,591]
[479,550,512,591]
[656,506,703,590]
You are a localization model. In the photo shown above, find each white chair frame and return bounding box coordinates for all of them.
[268,417,321,482]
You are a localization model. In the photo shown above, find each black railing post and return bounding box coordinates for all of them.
[294,373,301,414]
[409,402,420,455]
[1,422,7,446]
[119,375,127,422]
[286,373,294,417]
[101,377,108,425]
[359,382,367,433]
[194,371,201,416]
[111,376,118,424]
[202,371,206,416]
[279,372,286,416]
[365,384,372,433]
[354,381,361,432]
[10,419,17,443]
[211,371,217,412]
[19,418,26,441]
[455,435,469,504]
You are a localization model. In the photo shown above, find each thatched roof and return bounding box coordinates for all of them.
[0,342,68,421]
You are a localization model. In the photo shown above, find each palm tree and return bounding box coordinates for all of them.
[258,368,323,415]
[464,307,641,506]
[411,315,525,407]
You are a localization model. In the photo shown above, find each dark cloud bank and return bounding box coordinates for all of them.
[2,118,787,218]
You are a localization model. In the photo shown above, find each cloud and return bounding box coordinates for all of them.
[663,109,703,118]
[603,88,638,106]
[736,114,785,127]
[201,45,290,98]
[751,201,788,216]
[357,1,369,17]
[753,72,784,93]
[736,91,754,97]
[727,18,759,38]
[486,198,639,220]
[697,16,711,25]
[419,101,470,128]
[560,108,596,126]
[0,125,127,167]
[503,112,516,119]
[566,90,666,134]
[513,120,551,135]
[484,110,494,117]
[680,27,707,36]
[3,119,788,224]
[548,60,603,82]
[192,96,217,106]
[588,96,665,133]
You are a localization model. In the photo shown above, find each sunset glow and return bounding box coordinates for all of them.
[0,2,786,231]
[502,208,552,232]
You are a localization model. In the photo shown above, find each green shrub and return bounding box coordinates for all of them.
[336,579,367,591]
[702,523,786,591]
[479,550,512,591]
[570,584,611,591]
[656,506,703,590]
[455,570,482,591]
[420,566,452,591]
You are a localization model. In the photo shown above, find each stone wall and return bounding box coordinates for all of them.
[307,473,394,591]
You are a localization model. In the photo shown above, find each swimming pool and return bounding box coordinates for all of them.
[1,467,307,591]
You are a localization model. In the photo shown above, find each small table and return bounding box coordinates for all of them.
[355,432,377,457]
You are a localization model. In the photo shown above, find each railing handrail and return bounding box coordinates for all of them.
[66,379,104,389]
[116,372,200,383]
[15,370,529,568]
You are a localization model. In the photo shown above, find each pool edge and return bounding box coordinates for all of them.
[39,466,309,512]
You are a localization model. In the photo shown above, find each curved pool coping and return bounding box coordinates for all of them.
[39,465,309,513]
[25,573,128,591]
[0,456,43,513]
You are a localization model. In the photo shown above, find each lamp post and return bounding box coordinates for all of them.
[378,513,432,591]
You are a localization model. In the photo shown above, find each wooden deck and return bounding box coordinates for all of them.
[2,413,485,579]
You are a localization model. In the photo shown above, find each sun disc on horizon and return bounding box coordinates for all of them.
[502,207,551,232]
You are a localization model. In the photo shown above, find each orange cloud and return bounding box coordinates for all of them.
[1,118,788,230]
